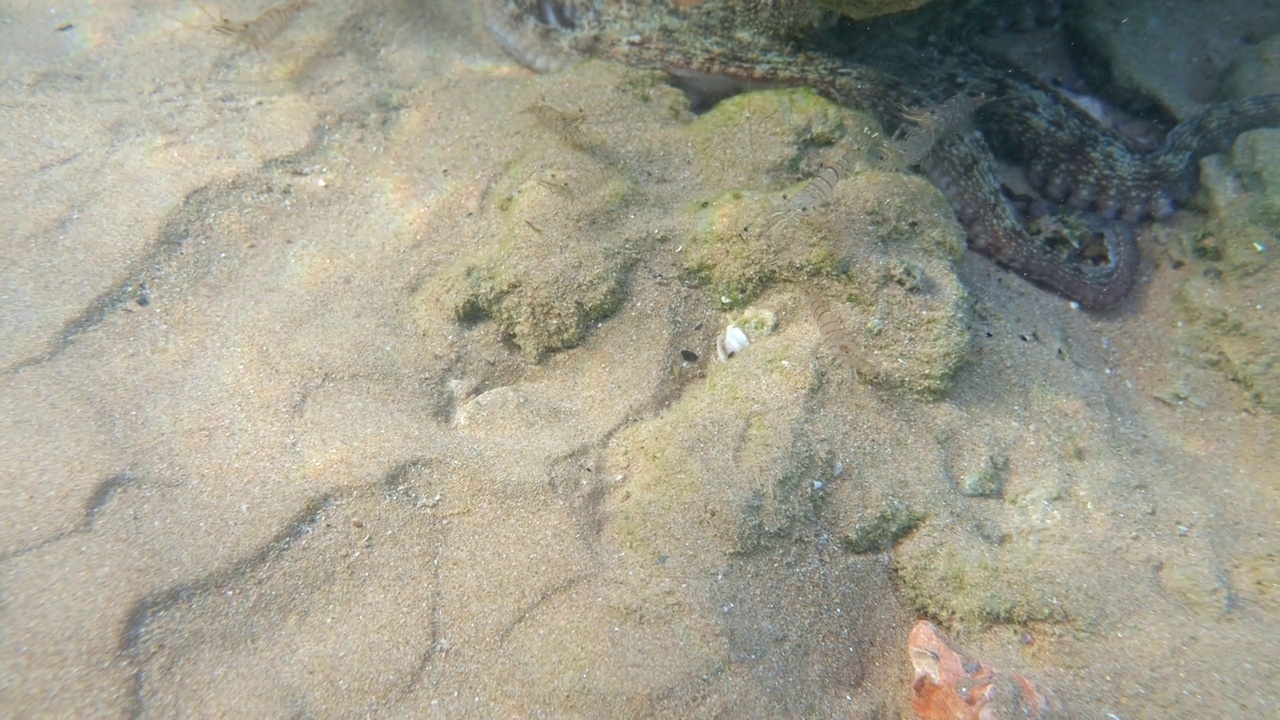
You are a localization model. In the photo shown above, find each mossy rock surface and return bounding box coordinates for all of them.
[684,170,971,398]
[688,88,866,163]
[444,159,637,360]
[603,320,824,571]
[411,60,662,362]
[1174,129,1280,412]
[418,74,971,391]
[841,500,925,553]
[892,523,1081,629]
[816,0,935,20]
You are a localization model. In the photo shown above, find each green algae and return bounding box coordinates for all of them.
[841,500,925,553]
[893,523,1072,629]
[444,158,638,360]
[689,87,860,155]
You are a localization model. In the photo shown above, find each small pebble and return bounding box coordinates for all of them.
[716,324,750,362]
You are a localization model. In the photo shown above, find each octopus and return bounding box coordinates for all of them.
[482,0,1280,309]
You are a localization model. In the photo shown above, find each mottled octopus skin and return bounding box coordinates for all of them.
[485,0,1280,309]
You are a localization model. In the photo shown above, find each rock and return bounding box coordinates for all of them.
[684,89,972,398]
[1222,32,1280,100]
[1171,129,1280,413]
[1158,556,1233,621]
[955,453,1008,498]
[1068,0,1280,118]
[604,315,823,566]
[908,620,1053,720]
[893,523,1073,628]
[440,153,638,361]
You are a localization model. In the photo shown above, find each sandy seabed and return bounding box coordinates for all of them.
[1,1,1277,717]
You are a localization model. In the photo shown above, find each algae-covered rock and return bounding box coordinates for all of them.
[1069,0,1277,118]
[681,90,862,305]
[688,88,867,177]
[668,0,833,46]
[893,523,1073,629]
[841,500,925,553]
[1195,129,1280,278]
[443,160,637,360]
[953,452,1008,498]
[1172,129,1280,412]
[1158,556,1233,621]
[942,440,1008,497]
[414,70,646,361]
[1175,275,1280,412]
[420,75,972,391]
[597,292,910,715]
[679,89,970,396]
[603,318,824,570]
[1222,32,1280,100]
[1235,551,1280,614]
[683,163,971,397]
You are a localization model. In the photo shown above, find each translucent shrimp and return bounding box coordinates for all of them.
[198,0,312,49]
[880,92,997,170]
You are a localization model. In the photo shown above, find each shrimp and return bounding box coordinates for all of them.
[880,92,997,170]
[523,102,591,149]
[198,0,312,49]
[804,292,876,382]
[784,146,860,215]
[772,126,878,232]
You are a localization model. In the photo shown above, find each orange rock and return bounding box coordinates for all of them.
[907,621,1052,720]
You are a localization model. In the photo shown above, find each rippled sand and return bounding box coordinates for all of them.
[2,1,1277,717]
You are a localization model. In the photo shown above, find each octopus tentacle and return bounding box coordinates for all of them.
[923,132,1139,309]
[977,83,1176,223]
[482,0,1279,309]
[1155,94,1280,202]
[482,0,587,72]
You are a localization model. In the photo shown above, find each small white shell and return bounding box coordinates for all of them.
[717,324,750,362]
